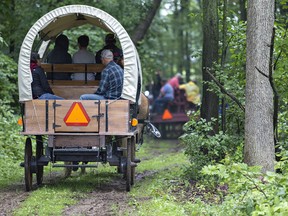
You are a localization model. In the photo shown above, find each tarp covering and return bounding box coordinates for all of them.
[18,5,142,103]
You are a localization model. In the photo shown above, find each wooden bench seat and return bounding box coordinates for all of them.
[48,80,100,86]
[42,63,104,99]
[42,63,104,73]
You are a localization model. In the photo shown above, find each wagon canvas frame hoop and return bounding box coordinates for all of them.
[18,4,142,103]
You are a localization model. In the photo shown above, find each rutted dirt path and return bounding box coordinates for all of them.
[0,139,181,216]
[0,185,28,216]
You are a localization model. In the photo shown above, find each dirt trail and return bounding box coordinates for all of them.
[0,139,181,215]
[0,184,28,216]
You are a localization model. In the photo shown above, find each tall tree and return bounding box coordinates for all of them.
[244,0,275,172]
[131,0,162,45]
[239,0,247,21]
[200,0,219,133]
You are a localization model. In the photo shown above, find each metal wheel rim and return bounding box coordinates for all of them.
[24,137,32,191]
[131,136,135,186]
[36,135,43,185]
[126,138,131,192]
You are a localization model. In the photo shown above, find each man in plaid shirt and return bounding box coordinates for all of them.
[80,49,123,100]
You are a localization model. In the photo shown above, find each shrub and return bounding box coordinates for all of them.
[180,113,243,179]
[198,156,288,215]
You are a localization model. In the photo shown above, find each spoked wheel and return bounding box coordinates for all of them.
[126,138,131,192]
[36,135,44,185]
[24,137,33,191]
[131,136,136,186]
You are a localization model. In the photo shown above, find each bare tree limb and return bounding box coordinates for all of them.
[131,0,162,45]
[242,173,268,199]
[205,68,245,112]
[255,28,279,144]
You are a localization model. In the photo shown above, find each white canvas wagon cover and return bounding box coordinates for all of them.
[18,5,142,103]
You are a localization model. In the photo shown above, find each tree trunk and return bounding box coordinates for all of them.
[239,0,247,21]
[200,0,219,134]
[220,0,228,133]
[184,30,191,82]
[244,0,275,172]
[182,0,191,82]
[131,0,162,45]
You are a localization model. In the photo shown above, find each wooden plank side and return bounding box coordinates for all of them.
[55,100,99,132]
[24,100,54,134]
[99,100,130,134]
[52,135,105,147]
[51,86,98,100]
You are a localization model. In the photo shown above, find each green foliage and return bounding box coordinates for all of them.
[193,155,288,215]
[180,113,243,180]
[0,103,24,160]
[273,24,288,148]
[0,52,18,108]
[0,103,25,186]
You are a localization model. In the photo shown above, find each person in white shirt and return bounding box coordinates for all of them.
[72,35,96,80]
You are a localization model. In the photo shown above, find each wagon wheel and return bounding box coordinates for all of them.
[36,135,44,185]
[126,138,131,192]
[24,137,33,191]
[118,138,127,174]
[131,136,136,186]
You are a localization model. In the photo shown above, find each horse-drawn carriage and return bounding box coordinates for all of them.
[18,5,159,192]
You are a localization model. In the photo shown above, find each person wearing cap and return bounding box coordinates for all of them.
[30,52,64,100]
[71,35,96,80]
[95,33,123,64]
[80,49,123,100]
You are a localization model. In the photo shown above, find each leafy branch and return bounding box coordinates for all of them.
[205,68,245,112]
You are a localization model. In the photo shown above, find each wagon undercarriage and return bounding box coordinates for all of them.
[22,133,139,192]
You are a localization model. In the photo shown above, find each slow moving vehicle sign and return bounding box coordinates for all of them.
[54,101,99,132]
[64,102,90,126]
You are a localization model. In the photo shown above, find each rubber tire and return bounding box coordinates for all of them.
[24,137,33,191]
[36,135,44,185]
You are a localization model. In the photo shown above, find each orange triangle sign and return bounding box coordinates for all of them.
[64,102,90,126]
[162,109,173,120]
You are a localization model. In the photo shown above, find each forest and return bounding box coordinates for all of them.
[0,0,288,215]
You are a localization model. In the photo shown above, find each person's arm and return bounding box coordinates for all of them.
[158,86,165,98]
[95,69,109,95]
[38,67,54,94]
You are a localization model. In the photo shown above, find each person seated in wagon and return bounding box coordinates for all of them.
[80,49,123,100]
[30,52,64,100]
[71,35,96,80]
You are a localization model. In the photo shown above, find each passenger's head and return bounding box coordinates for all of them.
[105,33,116,45]
[101,49,114,65]
[118,53,124,69]
[55,34,69,51]
[30,52,40,63]
[78,35,89,47]
[161,78,168,86]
